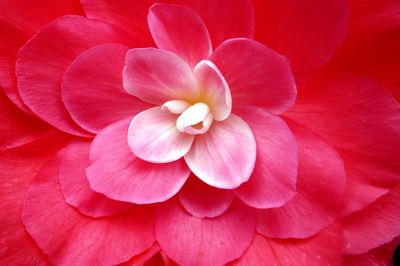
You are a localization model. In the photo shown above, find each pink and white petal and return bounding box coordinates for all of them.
[257,121,346,238]
[344,237,400,266]
[178,175,235,218]
[128,107,194,163]
[194,60,232,121]
[148,3,212,68]
[193,0,255,48]
[184,114,256,189]
[16,15,140,136]
[80,0,154,45]
[210,38,296,114]
[0,92,49,150]
[252,0,348,81]
[235,107,298,209]
[233,225,343,266]
[0,132,67,265]
[123,48,198,105]
[59,140,133,218]
[62,44,151,134]
[87,118,190,204]
[155,199,256,266]
[342,186,400,255]
[285,73,400,215]
[22,153,155,265]
[0,0,82,112]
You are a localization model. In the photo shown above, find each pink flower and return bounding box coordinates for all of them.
[1,0,399,265]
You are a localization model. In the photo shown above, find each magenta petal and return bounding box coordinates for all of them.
[234,225,343,266]
[148,3,212,68]
[16,15,139,136]
[128,107,194,163]
[178,175,235,218]
[342,185,400,255]
[155,199,255,266]
[62,44,150,134]
[257,121,346,238]
[87,118,190,204]
[59,140,133,218]
[22,152,155,265]
[210,38,296,114]
[123,48,198,105]
[184,114,256,189]
[235,107,298,209]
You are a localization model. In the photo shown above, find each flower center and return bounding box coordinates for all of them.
[163,100,213,135]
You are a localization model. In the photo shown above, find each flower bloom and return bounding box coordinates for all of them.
[1,0,400,265]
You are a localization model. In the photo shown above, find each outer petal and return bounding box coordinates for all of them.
[155,199,256,266]
[0,133,67,265]
[87,118,190,204]
[233,225,343,266]
[148,3,212,68]
[0,0,82,112]
[210,38,296,114]
[62,44,150,134]
[342,186,400,255]
[16,15,139,136]
[59,140,133,218]
[123,48,198,105]
[286,73,400,215]
[0,92,48,150]
[252,0,348,81]
[178,175,235,218]
[257,121,346,238]
[22,152,155,266]
[235,107,298,209]
[184,114,256,189]
[194,60,232,121]
[128,107,194,163]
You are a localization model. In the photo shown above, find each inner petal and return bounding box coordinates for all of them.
[175,102,213,135]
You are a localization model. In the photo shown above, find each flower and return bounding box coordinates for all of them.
[1,0,399,265]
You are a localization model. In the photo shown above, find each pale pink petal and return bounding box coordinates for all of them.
[210,38,296,114]
[178,175,235,218]
[62,44,151,134]
[155,199,256,266]
[235,107,298,209]
[59,140,133,218]
[87,118,190,204]
[22,153,155,265]
[342,186,400,254]
[148,3,212,68]
[16,15,139,136]
[233,225,343,266]
[257,121,346,238]
[123,48,198,105]
[128,107,194,163]
[194,60,232,121]
[184,114,256,189]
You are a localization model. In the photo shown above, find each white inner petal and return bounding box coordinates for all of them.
[161,100,191,114]
[176,102,213,135]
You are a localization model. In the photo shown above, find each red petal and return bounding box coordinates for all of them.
[178,175,234,218]
[16,15,140,136]
[155,199,256,266]
[210,38,296,114]
[233,225,343,266]
[286,73,400,215]
[235,107,297,209]
[342,186,400,254]
[59,139,133,218]
[148,3,212,68]
[257,121,346,238]
[22,152,155,265]
[62,44,150,134]
[252,0,348,81]
[87,118,190,204]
